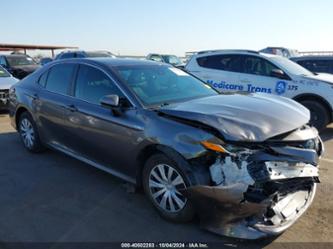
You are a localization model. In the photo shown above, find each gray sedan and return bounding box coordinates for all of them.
[8,58,323,239]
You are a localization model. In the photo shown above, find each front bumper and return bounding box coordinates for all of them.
[185,180,317,239]
[184,135,322,239]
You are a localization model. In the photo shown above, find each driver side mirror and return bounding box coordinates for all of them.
[100,95,122,116]
[270,69,287,79]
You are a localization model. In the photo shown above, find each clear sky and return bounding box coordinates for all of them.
[2,0,333,56]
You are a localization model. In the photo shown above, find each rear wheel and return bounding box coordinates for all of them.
[143,153,195,223]
[300,100,330,131]
[18,112,44,153]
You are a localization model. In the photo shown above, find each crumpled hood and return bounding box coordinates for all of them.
[0,76,19,90]
[303,73,333,84]
[159,93,310,142]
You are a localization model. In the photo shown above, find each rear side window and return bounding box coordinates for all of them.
[196,55,243,72]
[45,64,76,95]
[74,64,124,105]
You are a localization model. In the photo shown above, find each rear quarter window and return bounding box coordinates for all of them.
[196,54,243,72]
[38,70,49,87]
[45,64,76,95]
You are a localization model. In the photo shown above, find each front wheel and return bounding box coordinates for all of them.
[18,112,44,153]
[143,153,195,223]
[300,100,330,131]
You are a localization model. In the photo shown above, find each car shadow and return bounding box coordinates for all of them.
[320,127,333,142]
[0,110,9,116]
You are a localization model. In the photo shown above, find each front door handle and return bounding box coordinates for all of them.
[65,104,78,112]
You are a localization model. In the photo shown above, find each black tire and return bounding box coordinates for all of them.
[18,112,45,153]
[300,100,330,131]
[142,153,195,223]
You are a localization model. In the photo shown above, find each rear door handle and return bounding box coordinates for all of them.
[65,104,78,112]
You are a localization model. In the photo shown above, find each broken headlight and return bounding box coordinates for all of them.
[201,140,253,157]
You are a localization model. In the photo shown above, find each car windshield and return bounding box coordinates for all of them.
[270,56,314,76]
[0,66,10,77]
[114,65,217,106]
[7,56,37,66]
[162,55,182,65]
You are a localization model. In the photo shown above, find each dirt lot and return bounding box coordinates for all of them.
[0,112,332,248]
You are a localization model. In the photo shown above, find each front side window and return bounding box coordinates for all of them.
[242,55,280,77]
[75,65,124,105]
[270,56,314,76]
[114,65,217,106]
[196,54,243,72]
[45,64,75,95]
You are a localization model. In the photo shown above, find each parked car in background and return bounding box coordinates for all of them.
[9,58,322,239]
[260,47,299,58]
[186,49,333,130]
[291,56,333,74]
[0,54,41,79]
[146,53,185,68]
[40,57,53,66]
[54,50,116,60]
[0,65,19,110]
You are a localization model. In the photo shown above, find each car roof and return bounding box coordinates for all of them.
[197,49,259,55]
[49,57,165,67]
[193,49,282,59]
[59,50,110,53]
[92,57,163,66]
[148,53,178,56]
[58,50,84,54]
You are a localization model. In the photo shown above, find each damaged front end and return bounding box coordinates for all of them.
[184,125,323,239]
